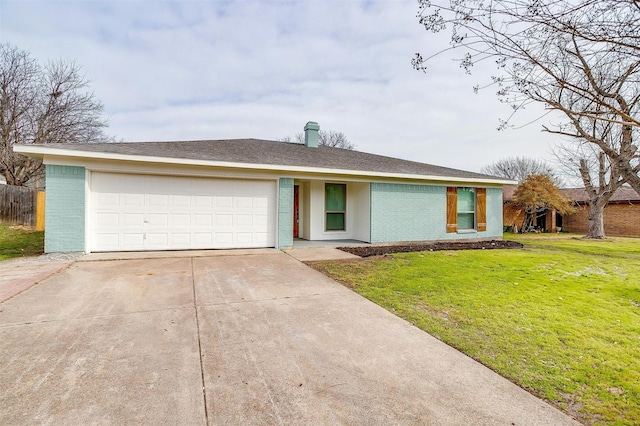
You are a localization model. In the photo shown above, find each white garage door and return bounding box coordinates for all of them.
[90,172,277,252]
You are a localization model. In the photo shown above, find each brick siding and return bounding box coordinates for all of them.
[563,202,640,237]
[45,165,85,252]
[503,203,526,230]
[370,183,503,243]
[278,178,294,248]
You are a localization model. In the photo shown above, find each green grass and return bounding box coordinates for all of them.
[0,224,44,260]
[315,234,640,425]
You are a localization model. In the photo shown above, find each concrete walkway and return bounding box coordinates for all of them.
[284,246,361,262]
[0,250,579,425]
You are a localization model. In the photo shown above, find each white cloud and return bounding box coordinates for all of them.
[1,0,562,173]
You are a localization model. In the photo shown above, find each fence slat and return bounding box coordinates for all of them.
[0,185,38,227]
[35,191,46,231]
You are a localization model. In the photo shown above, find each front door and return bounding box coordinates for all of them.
[293,185,299,238]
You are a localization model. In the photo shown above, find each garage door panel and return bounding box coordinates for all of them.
[95,193,120,208]
[171,233,191,246]
[171,214,191,227]
[236,215,253,227]
[122,233,144,248]
[254,232,269,245]
[236,233,253,244]
[194,233,213,246]
[123,213,144,227]
[90,173,276,252]
[171,195,190,208]
[215,214,233,227]
[216,197,233,208]
[123,194,144,206]
[235,197,253,209]
[94,233,119,250]
[194,214,213,227]
[146,233,168,248]
[96,212,119,227]
[255,214,269,227]
[215,233,233,245]
[148,194,169,207]
[148,213,168,226]
[193,196,213,208]
[254,197,269,209]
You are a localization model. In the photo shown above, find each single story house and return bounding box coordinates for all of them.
[561,186,640,236]
[15,122,513,253]
[503,185,640,236]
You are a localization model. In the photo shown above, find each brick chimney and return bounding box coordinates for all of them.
[304,121,320,148]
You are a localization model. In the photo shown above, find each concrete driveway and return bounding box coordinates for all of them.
[0,250,579,425]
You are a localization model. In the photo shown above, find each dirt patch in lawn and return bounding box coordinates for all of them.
[338,240,523,258]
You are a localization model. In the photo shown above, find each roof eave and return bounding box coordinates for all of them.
[14,145,516,186]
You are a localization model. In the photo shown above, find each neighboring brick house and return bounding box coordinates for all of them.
[503,185,640,236]
[502,185,526,232]
[561,186,640,237]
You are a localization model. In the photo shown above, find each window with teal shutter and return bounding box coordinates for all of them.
[457,187,475,230]
[325,183,346,231]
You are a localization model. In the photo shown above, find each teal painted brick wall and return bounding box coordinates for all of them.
[370,183,503,243]
[278,178,294,249]
[45,165,86,252]
[486,187,503,237]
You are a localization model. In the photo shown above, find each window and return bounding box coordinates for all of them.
[325,183,346,231]
[457,188,476,230]
[446,187,487,233]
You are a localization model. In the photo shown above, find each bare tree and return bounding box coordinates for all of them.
[481,157,556,183]
[413,0,640,195]
[0,44,108,186]
[554,119,628,238]
[280,130,356,150]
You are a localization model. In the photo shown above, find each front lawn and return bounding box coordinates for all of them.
[0,224,44,260]
[313,234,640,425]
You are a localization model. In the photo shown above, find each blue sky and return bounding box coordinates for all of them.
[1,0,560,172]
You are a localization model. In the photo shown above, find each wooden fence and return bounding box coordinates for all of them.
[0,185,45,230]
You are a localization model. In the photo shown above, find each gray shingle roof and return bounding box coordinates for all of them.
[503,184,640,203]
[560,186,640,203]
[36,138,506,181]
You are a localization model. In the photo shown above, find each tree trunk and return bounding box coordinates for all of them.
[520,211,534,233]
[585,200,606,239]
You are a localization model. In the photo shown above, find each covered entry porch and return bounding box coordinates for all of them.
[291,179,371,245]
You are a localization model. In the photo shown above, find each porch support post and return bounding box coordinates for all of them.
[547,209,557,233]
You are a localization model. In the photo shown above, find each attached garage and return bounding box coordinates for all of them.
[89,172,277,252]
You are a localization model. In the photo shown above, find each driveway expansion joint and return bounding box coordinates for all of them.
[191,258,209,424]
[0,306,194,329]
[193,291,348,308]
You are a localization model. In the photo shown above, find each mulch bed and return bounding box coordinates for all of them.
[338,240,524,258]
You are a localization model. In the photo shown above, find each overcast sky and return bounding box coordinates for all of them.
[1,0,563,173]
